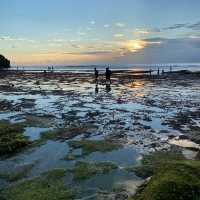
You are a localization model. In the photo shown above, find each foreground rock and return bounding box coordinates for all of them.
[0,169,75,200]
[129,151,200,200]
[0,120,31,155]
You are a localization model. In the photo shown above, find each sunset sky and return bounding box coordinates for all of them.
[1,0,200,66]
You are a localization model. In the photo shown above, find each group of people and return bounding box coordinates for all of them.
[94,67,112,93]
[94,67,112,84]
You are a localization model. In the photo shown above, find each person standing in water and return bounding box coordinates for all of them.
[94,67,99,84]
[157,68,160,76]
[105,67,112,84]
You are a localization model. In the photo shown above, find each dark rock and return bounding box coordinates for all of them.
[0,54,10,69]
[179,135,189,140]
[168,135,177,139]
[115,192,128,200]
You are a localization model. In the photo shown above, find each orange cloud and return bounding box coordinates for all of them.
[6,38,162,65]
[9,51,115,66]
[125,40,146,52]
[123,39,161,53]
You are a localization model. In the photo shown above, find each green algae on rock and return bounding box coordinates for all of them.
[71,161,118,180]
[39,123,98,141]
[63,153,79,161]
[129,151,200,200]
[57,123,98,140]
[68,139,122,156]
[0,169,75,200]
[20,114,55,128]
[40,129,58,140]
[42,168,67,181]
[0,120,31,155]
[0,162,36,182]
[126,151,184,179]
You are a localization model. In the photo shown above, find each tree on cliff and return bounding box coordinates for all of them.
[0,55,10,69]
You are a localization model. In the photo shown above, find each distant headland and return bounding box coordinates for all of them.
[0,55,10,69]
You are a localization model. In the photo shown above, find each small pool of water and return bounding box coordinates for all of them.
[24,127,51,141]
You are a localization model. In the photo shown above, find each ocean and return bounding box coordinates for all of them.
[10,63,200,73]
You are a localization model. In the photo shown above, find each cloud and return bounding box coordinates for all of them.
[10,50,116,66]
[115,22,126,28]
[104,24,110,28]
[64,50,113,56]
[48,38,65,43]
[143,37,164,42]
[114,33,124,38]
[164,21,200,31]
[77,31,86,36]
[133,28,161,36]
[90,20,96,25]
[122,39,161,53]
[133,29,150,35]
[5,31,200,66]
[0,36,36,43]
[164,23,188,30]
[48,43,63,47]
[187,21,200,30]
[110,37,200,65]
[70,42,83,49]
[9,37,200,66]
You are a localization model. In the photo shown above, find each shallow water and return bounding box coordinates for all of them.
[0,75,200,197]
[24,127,50,140]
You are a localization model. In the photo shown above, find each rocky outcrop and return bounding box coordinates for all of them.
[0,54,10,69]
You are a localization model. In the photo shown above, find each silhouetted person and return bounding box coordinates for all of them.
[105,67,112,84]
[94,67,99,83]
[157,68,160,76]
[162,69,164,75]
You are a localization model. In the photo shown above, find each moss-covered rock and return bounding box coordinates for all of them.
[38,123,97,142]
[71,161,118,180]
[127,151,184,178]
[63,153,77,161]
[40,130,58,140]
[0,120,31,155]
[0,169,75,200]
[0,163,35,182]
[20,115,54,128]
[68,139,121,156]
[130,151,200,200]
[42,168,67,181]
[57,123,97,140]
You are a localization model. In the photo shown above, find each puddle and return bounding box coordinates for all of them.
[86,146,139,167]
[24,127,51,141]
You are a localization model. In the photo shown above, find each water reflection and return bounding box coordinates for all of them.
[106,83,111,93]
[128,80,145,88]
[95,84,99,94]
[94,83,112,94]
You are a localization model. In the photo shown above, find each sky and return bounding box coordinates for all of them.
[1,0,200,66]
